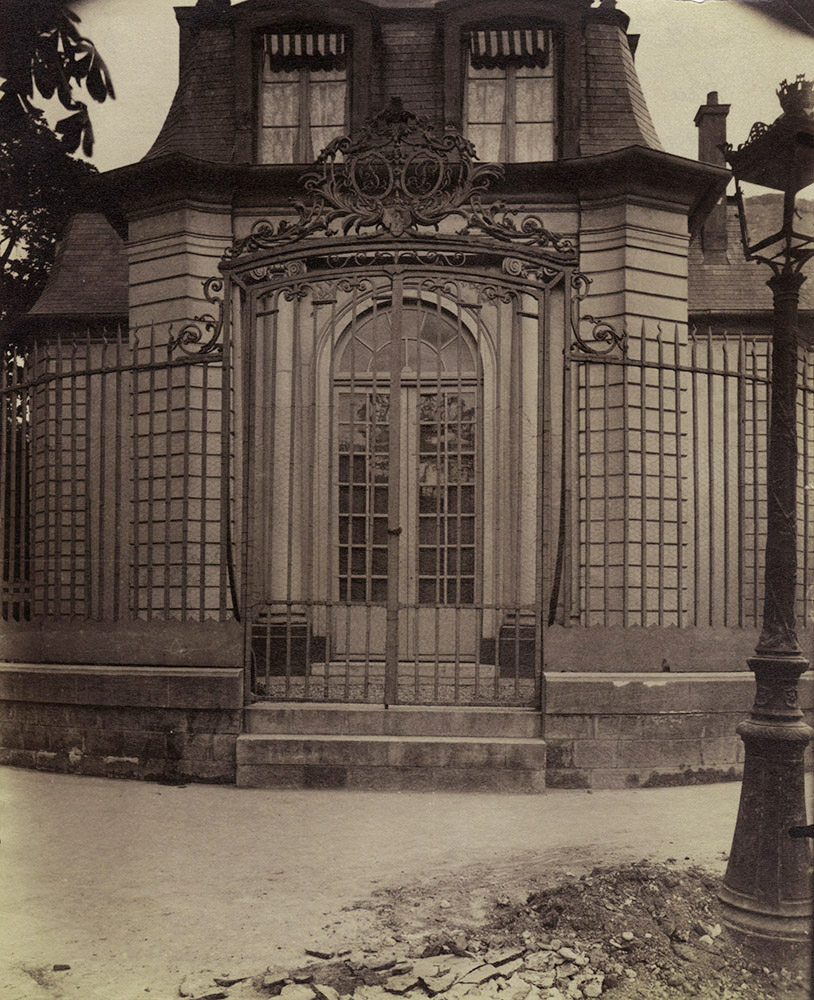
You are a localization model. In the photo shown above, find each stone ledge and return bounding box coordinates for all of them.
[0,663,243,710]
[543,625,814,672]
[544,671,814,715]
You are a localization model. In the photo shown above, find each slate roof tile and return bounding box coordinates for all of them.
[689,195,814,315]
[28,213,128,318]
[580,21,662,156]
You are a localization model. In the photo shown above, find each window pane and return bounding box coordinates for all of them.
[259,127,298,164]
[311,126,345,159]
[310,78,346,125]
[466,78,505,124]
[515,77,554,122]
[467,124,502,163]
[515,124,554,162]
[260,80,300,126]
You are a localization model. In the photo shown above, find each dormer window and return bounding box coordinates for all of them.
[258,29,349,164]
[462,28,555,162]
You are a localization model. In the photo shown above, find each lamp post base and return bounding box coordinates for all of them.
[719,654,813,948]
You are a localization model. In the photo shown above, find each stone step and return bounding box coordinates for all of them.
[245,703,542,738]
[236,733,547,792]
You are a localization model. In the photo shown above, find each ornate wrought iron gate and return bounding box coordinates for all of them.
[221,102,580,705]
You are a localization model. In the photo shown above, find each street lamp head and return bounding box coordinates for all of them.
[725,75,814,195]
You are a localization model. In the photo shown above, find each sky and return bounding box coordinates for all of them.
[66,0,814,192]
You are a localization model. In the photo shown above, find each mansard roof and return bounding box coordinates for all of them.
[143,0,663,166]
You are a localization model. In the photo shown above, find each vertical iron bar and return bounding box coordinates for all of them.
[385,273,403,706]
[691,329,700,626]
[639,321,646,624]
[707,327,715,626]
[657,325,665,627]
[98,334,108,618]
[602,337,610,626]
[163,338,173,619]
[673,328,684,628]
[722,334,731,626]
[0,349,10,620]
[534,291,546,703]
[81,331,92,617]
[737,334,747,628]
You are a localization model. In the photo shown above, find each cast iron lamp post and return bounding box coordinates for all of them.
[718,76,814,949]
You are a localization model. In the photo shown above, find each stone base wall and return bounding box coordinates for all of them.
[0,664,243,783]
[544,671,814,789]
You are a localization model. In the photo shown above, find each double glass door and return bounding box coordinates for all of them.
[332,293,481,667]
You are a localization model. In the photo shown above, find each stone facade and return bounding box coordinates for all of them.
[3,0,812,789]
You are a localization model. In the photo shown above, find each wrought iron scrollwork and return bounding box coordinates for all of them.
[168,277,224,355]
[502,256,566,284]
[569,272,626,357]
[245,259,307,286]
[224,98,576,266]
[463,200,576,256]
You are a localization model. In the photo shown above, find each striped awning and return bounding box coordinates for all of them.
[263,31,347,72]
[467,28,550,70]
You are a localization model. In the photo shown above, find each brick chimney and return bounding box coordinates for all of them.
[694,91,730,262]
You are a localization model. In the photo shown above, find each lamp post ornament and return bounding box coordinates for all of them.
[720,76,814,950]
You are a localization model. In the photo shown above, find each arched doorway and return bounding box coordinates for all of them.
[331,294,483,670]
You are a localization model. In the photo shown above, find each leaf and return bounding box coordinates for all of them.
[81,118,94,158]
[32,57,58,99]
[85,64,106,103]
[54,109,85,153]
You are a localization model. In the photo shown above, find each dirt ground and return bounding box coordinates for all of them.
[0,769,811,1000]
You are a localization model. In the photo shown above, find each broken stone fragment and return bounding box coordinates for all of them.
[496,959,524,977]
[262,972,288,991]
[556,948,579,962]
[459,963,500,986]
[519,971,555,990]
[52,965,71,972]
[178,974,225,999]
[671,942,699,963]
[582,978,603,998]
[555,963,578,979]
[384,974,419,994]
[306,949,335,961]
[279,984,317,1000]
[443,958,484,981]
[698,934,714,947]
[524,953,551,972]
[620,932,634,942]
[314,985,340,1000]
[421,973,457,994]
[485,948,526,966]
[501,973,533,1000]
[214,968,257,987]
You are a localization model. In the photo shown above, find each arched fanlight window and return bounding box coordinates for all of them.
[336,303,478,375]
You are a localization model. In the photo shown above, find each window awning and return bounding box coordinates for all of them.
[467,28,550,70]
[263,31,347,72]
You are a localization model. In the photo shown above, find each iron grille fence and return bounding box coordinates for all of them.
[0,326,235,623]
[1,322,812,654]
[559,323,814,630]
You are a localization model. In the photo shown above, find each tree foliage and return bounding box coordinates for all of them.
[0,0,114,156]
[0,108,96,337]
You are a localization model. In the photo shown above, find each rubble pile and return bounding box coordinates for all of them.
[178,862,811,1000]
